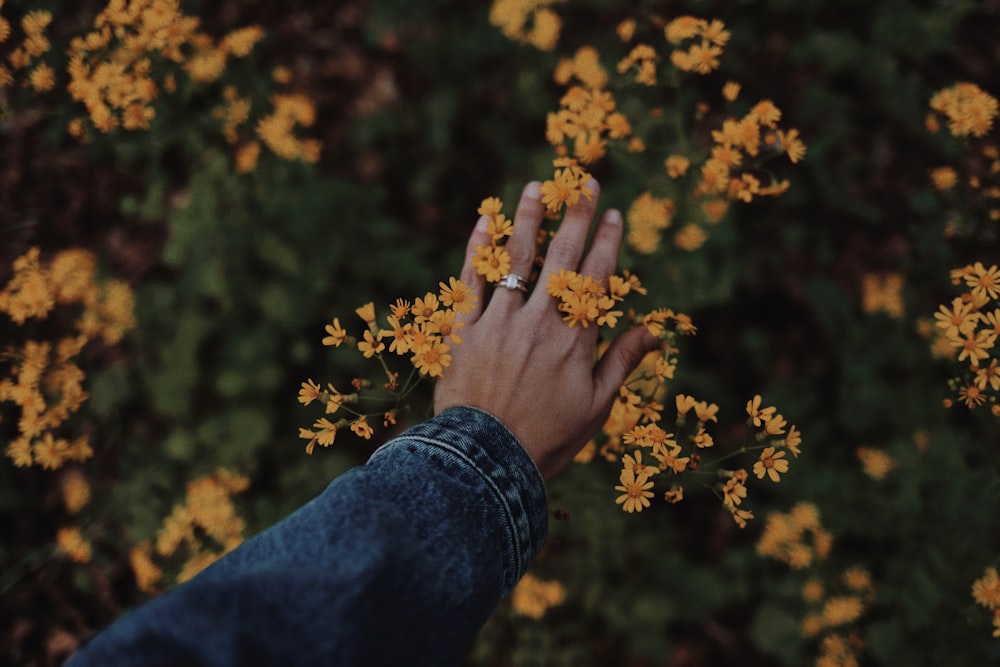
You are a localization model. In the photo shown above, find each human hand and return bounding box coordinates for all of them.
[434,180,660,481]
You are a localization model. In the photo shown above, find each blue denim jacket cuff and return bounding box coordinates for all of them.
[371,406,548,596]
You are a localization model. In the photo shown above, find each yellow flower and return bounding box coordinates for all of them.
[223,26,265,57]
[664,16,702,44]
[763,412,787,436]
[861,272,905,318]
[930,82,998,138]
[526,7,560,50]
[298,379,322,406]
[350,416,374,440]
[722,81,741,102]
[6,437,33,467]
[958,383,987,408]
[616,19,636,42]
[692,426,715,449]
[477,197,503,218]
[61,470,91,514]
[934,297,980,338]
[411,340,451,378]
[856,446,895,479]
[412,292,440,324]
[323,318,348,346]
[665,155,690,178]
[964,262,1000,301]
[614,469,655,513]
[33,433,70,470]
[802,579,825,602]
[185,48,227,83]
[974,359,1000,391]
[753,446,789,482]
[721,475,747,509]
[622,450,657,479]
[783,424,802,457]
[471,245,511,283]
[973,567,1000,610]
[56,526,92,563]
[438,277,476,315]
[129,541,163,594]
[29,63,55,92]
[729,506,754,528]
[843,567,873,593]
[511,573,566,619]
[540,165,593,213]
[930,166,958,191]
[626,192,673,254]
[674,223,707,251]
[746,394,776,427]
[355,303,376,325]
[357,330,385,359]
[312,418,339,448]
[821,596,865,627]
[952,329,996,366]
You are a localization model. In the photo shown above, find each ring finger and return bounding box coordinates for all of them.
[490,181,545,308]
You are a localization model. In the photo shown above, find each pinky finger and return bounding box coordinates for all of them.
[457,215,491,323]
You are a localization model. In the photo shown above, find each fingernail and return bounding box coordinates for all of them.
[525,181,542,200]
[476,215,489,232]
[605,209,622,225]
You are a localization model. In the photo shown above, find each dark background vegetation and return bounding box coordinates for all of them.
[2,0,999,665]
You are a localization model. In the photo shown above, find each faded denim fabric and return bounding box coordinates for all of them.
[66,406,548,667]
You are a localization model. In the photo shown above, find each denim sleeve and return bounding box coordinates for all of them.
[65,406,548,667]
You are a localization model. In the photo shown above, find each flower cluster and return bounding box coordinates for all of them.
[546,269,643,329]
[488,0,562,51]
[64,0,263,132]
[757,502,833,569]
[971,566,1000,638]
[855,445,895,480]
[548,50,639,165]
[0,1,318,173]
[252,93,322,168]
[663,16,729,75]
[1,247,135,469]
[928,82,999,139]
[297,277,476,453]
[470,196,515,283]
[926,83,1000,233]
[129,468,250,593]
[510,572,567,619]
[0,6,54,92]
[758,503,873,666]
[860,272,905,319]
[604,334,802,527]
[56,525,93,564]
[930,263,1000,413]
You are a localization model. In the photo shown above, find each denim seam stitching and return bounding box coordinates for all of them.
[372,435,524,581]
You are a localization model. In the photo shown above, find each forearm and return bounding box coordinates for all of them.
[67,407,548,667]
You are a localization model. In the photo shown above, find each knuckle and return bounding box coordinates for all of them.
[505,241,535,268]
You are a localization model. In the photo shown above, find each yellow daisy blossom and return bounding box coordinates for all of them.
[614,468,655,513]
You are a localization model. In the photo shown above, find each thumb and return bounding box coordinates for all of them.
[593,326,660,408]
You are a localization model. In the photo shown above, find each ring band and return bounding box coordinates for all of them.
[497,273,529,293]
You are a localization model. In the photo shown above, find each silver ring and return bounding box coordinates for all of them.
[497,273,529,293]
